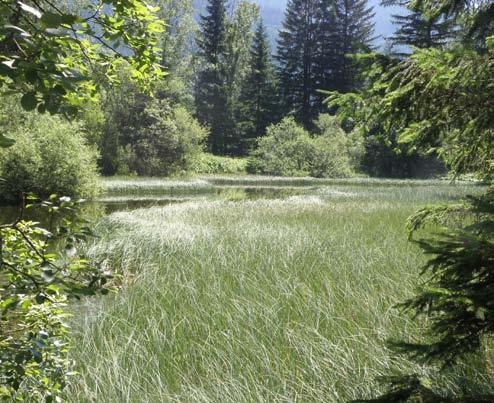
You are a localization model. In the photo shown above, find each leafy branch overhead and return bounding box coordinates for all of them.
[0,0,165,119]
[0,195,115,400]
[326,41,494,180]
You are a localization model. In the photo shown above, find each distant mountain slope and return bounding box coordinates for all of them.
[194,0,404,47]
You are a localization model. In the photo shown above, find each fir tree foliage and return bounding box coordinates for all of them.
[391,12,453,50]
[382,0,455,56]
[195,0,228,154]
[312,0,340,103]
[329,0,494,400]
[276,0,375,128]
[195,0,259,155]
[335,0,376,91]
[236,20,278,154]
[222,1,260,154]
[276,0,319,127]
[411,0,494,45]
[198,0,227,65]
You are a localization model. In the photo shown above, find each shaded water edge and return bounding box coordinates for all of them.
[0,177,485,225]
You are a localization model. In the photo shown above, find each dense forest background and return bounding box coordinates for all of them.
[194,0,401,46]
[0,0,456,203]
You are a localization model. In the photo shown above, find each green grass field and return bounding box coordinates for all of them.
[66,177,492,402]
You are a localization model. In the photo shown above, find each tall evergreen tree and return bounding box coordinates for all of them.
[334,0,375,92]
[222,2,260,155]
[276,0,319,128]
[276,0,375,128]
[195,0,229,154]
[197,0,227,65]
[382,0,455,57]
[313,0,340,101]
[236,20,278,154]
[195,0,258,155]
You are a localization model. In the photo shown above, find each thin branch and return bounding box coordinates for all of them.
[83,1,104,22]
[2,261,41,290]
[29,0,47,14]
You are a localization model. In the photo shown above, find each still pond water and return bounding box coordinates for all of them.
[0,185,308,225]
[0,176,485,225]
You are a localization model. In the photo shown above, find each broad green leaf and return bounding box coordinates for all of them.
[18,2,41,19]
[0,134,15,148]
[20,92,37,111]
[41,12,63,28]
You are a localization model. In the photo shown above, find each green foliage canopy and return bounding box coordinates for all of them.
[0,0,164,119]
[328,1,494,400]
[0,1,164,400]
[97,64,207,176]
[326,42,494,180]
[0,197,113,400]
[382,0,455,57]
[124,100,207,176]
[0,101,100,202]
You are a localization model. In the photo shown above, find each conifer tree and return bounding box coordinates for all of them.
[329,1,494,400]
[195,0,229,154]
[313,0,340,101]
[197,0,227,65]
[195,0,258,155]
[382,0,455,57]
[236,20,278,154]
[276,0,375,127]
[276,0,319,128]
[334,0,375,92]
[222,2,260,155]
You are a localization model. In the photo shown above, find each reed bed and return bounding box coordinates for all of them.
[67,180,492,402]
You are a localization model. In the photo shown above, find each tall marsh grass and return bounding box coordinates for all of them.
[202,175,479,188]
[102,177,214,195]
[67,182,492,402]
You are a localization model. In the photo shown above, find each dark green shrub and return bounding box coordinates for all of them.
[0,112,100,202]
[124,101,207,176]
[100,86,207,177]
[98,64,207,176]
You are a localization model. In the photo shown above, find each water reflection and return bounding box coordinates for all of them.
[1,181,482,225]
[0,186,306,225]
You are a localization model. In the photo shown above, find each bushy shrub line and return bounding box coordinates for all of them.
[248,115,363,178]
[0,102,100,202]
[114,102,208,177]
[193,153,248,175]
